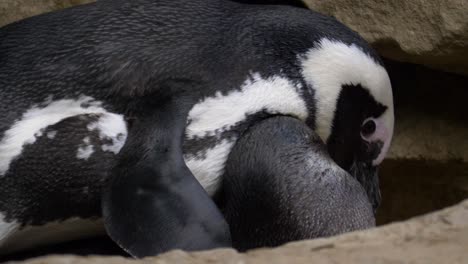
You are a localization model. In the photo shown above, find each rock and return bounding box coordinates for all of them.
[0,0,93,27]
[8,199,468,264]
[303,0,468,75]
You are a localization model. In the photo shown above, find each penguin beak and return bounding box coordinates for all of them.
[349,162,381,214]
[362,114,393,166]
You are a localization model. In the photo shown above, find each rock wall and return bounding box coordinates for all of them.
[304,0,468,75]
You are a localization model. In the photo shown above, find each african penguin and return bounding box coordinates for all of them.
[0,0,393,258]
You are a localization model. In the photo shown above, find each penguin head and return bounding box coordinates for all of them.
[300,38,394,212]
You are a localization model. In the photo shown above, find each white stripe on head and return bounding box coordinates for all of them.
[300,38,394,145]
[0,96,123,176]
[186,73,309,139]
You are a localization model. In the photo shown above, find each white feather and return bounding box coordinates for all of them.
[0,213,19,248]
[184,73,309,195]
[87,114,128,155]
[186,73,309,139]
[184,139,235,196]
[0,96,109,176]
[76,138,94,160]
[46,131,57,139]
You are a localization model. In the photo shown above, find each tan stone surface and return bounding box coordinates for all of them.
[0,0,93,27]
[388,109,468,162]
[304,0,468,75]
[8,199,468,264]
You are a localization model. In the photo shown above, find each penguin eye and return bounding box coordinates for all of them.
[361,118,376,138]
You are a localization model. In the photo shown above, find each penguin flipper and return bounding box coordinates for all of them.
[102,97,231,258]
[222,116,374,251]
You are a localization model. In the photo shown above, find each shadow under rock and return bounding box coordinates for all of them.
[0,236,127,262]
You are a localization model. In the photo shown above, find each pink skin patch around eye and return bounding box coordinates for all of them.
[361,117,391,166]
